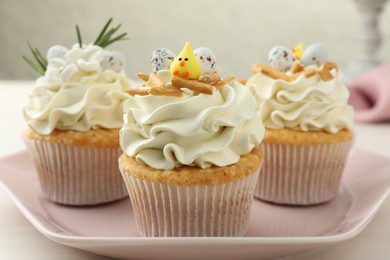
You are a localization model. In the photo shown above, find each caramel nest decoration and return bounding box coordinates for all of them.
[125,72,235,97]
[251,61,339,82]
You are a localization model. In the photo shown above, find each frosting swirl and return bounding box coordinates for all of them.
[24,44,132,135]
[120,81,264,170]
[246,68,353,133]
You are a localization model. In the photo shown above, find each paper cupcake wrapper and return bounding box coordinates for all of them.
[120,164,260,237]
[23,137,128,205]
[255,141,353,205]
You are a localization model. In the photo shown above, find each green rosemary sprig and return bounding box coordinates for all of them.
[76,25,83,48]
[22,42,48,75]
[93,18,127,48]
[94,17,113,45]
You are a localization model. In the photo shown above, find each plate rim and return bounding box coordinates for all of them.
[1,148,390,247]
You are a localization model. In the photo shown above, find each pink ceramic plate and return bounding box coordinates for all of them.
[1,148,390,260]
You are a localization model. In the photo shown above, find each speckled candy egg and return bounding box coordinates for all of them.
[268,45,296,71]
[300,44,328,67]
[151,48,176,72]
[47,45,68,61]
[194,47,217,74]
[102,51,126,72]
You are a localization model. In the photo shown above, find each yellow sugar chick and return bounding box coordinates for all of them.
[292,43,304,60]
[170,42,202,79]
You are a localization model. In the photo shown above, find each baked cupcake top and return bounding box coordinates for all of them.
[23,18,133,135]
[121,42,264,170]
[246,43,353,134]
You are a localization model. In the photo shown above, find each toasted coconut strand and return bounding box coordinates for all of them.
[149,72,164,87]
[290,61,304,73]
[137,73,150,82]
[304,68,317,78]
[214,76,235,89]
[325,61,339,72]
[261,66,295,82]
[253,64,296,81]
[149,86,183,97]
[239,79,247,85]
[319,69,333,81]
[319,62,339,81]
[210,71,222,82]
[171,77,213,95]
[251,64,263,74]
[125,88,150,96]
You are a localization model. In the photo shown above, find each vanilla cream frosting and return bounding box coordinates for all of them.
[120,81,264,170]
[246,68,353,133]
[24,44,132,135]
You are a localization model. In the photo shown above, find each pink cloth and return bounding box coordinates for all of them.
[348,63,390,123]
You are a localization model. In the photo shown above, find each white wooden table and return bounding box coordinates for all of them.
[1,81,390,259]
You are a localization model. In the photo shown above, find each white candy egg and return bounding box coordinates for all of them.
[102,51,126,72]
[300,44,328,67]
[268,45,296,71]
[194,47,217,74]
[46,45,68,61]
[151,48,176,72]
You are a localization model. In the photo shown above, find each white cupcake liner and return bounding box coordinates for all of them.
[23,137,128,205]
[120,163,261,237]
[255,141,353,205]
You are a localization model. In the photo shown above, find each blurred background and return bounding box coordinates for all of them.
[0,0,389,81]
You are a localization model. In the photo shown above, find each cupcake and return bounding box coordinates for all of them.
[246,43,354,205]
[22,19,133,205]
[120,42,264,237]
